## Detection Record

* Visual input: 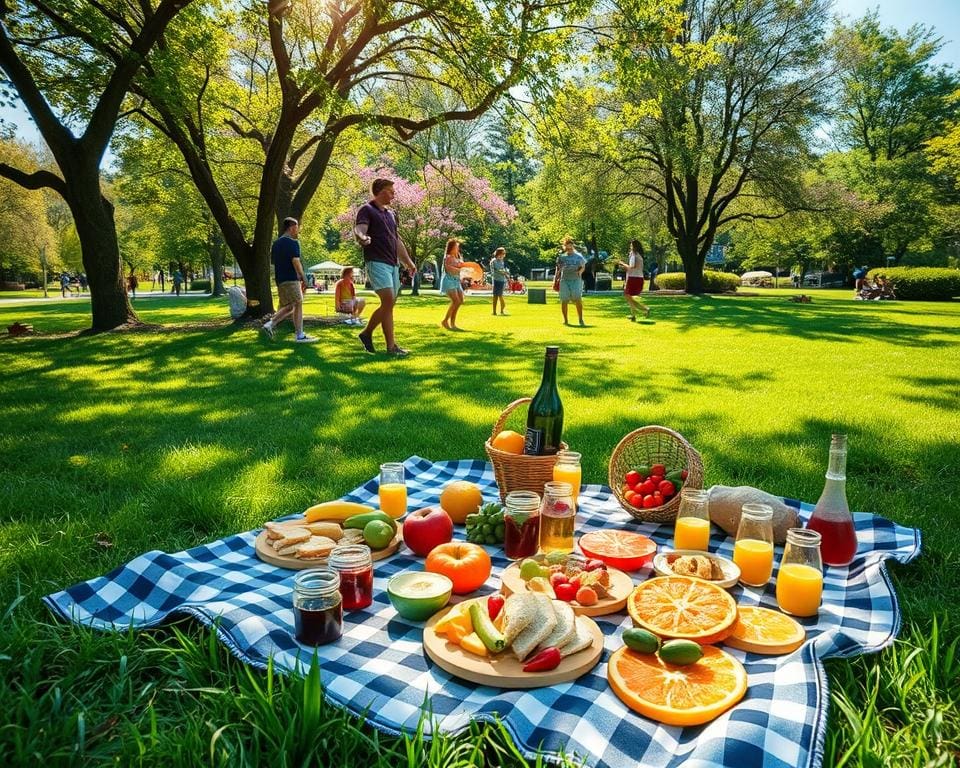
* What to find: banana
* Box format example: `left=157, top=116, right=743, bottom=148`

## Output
left=304, top=501, right=377, bottom=523
left=343, top=511, right=398, bottom=534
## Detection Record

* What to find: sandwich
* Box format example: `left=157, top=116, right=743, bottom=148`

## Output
left=511, top=594, right=558, bottom=661
left=271, top=526, right=311, bottom=551
left=537, top=600, right=577, bottom=653
left=501, top=593, right=539, bottom=646
left=296, top=535, right=338, bottom=560
left=558, top=615, right=594, bottom=658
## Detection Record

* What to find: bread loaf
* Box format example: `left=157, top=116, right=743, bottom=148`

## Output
left=707, top=485, right=799, bottom=544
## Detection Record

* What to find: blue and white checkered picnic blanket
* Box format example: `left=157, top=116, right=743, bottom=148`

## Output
left=45, top=456, right=920, bottom=768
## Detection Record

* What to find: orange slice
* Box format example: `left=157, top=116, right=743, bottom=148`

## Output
left=725, top=606, right=805, bottom=655
left=627, top=576, right=737, bottom=644
left=578, top=530, right=656, bottom=570
left=608, top=645, right=747, bottom=726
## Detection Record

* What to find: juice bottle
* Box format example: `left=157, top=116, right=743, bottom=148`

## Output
left=503, top=491, right=541, bottom=560
left=539, top=481, right=575, bottom=554
left=673, top=488, right=711, bottom=551
left=553, top=450, right=582, bottom=504
left=733, top=503, right=775, bottom=587
left=806, top=434, right=857, bottom=566
left=776, top=529, right=823, bottom=617
left=378, top=462, right=407, bottom=518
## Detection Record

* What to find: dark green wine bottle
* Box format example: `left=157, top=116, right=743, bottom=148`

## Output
left=524, top=346, right=563, bottom=455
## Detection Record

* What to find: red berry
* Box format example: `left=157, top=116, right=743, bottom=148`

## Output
left=659, top=480, right=676, bottom=496
left=549, top=571, right=568, bottom=589
left=554, top=582, right=578, bottom=602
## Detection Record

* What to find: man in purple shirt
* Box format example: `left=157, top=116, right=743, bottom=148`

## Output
left=353, top=178, right=416, bottom=356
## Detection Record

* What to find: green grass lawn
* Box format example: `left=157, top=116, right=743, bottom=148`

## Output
left=1, top=289, right=958, bottom=765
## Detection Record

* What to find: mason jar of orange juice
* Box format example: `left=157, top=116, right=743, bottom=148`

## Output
left=776, top=528, right=823, bottom=617
left=552, top=450, right=581, bottom=504
left=733, top=503, right=775, bottom=587
left=673, top=488, right=711, bottom=551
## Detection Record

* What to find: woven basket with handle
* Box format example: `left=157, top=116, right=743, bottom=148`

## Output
left=608, top=425, right=704, bottom=523
left=484, top=398, right=568, bottom=503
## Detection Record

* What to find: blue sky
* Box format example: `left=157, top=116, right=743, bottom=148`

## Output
left=2, top=0, right=958, bottom=151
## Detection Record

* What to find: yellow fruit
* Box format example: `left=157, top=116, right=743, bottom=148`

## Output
left=439, top=480, right=483, bottom=525
left=608, top=645, right=747, bottom=726
left=305, top=501, right=378, bottom=522
left=725, top=606, right=805, bottom=655
left=627, top=576, right=738, bottom=645
left=434, top=602, right=473, bottom=645
left=491, top=430, right=525, bottom=455
left=460, top=632, right=489, bottom=657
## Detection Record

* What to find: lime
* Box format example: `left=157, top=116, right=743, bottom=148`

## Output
left=363, top=520, right=395, bottom=550
left=519, top=558, right=545, bottom=581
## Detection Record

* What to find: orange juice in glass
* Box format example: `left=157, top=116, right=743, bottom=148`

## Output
left=378, top=462, right=407, bottom=518
left=733, top=504, right=774, bottom=586
left=673, top=488, right=710, bottom=551
left=553, top=451, right=581, bottom=504
left=776, top=528, right=823, bottom=617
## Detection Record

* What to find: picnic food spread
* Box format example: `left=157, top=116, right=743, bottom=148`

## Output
left=249, top=356, right=860, bottom=727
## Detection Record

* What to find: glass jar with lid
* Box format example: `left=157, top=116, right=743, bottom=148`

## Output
left=503, top=490, right=541, bottom=560
left=293, top=568, right=342, bottom=645
left=329, top=544, right=373, bottom=611
left=539, top=480, right=575, bottom=555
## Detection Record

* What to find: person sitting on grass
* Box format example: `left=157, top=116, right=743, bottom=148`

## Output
left=335, top=266, right=366, bottom=326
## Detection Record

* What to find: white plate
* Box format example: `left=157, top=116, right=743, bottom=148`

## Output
left=652, top=550, right=740, bottom=589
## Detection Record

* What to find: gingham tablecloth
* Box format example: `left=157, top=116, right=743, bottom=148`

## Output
left=45, top=456, right=921, bottom=768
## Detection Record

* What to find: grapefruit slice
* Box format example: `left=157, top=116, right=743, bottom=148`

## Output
left=627, top=576, right=737, bottom=644
left=578, top=530, right=656, bottom=570
left=608, top=645, right=747, bottom=726
left=724, top=606, right=805, bottom=655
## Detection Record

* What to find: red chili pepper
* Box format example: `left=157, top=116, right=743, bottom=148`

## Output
left=522, top=647, right=562, bottom=673
left=487, top=594, right=505, bottom=622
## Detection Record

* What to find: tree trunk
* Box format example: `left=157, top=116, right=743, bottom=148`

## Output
left=210, top=231, right=226, bottom=297
left=66, top=167, right=138, bottom=331
left=676, top=236, right=705, bottom=294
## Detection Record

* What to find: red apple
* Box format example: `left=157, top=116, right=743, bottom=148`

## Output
left=402, top=506, right=454, bottom=557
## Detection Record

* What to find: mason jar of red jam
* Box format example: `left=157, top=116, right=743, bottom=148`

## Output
left=293, top=568, right=342, bottom=645
left=329, top=544, right=374, bottom=611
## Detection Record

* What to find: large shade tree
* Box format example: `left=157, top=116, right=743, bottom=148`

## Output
left=0, top=0, right=193, bottom=331
left=128, top=0, right=583, bottom=317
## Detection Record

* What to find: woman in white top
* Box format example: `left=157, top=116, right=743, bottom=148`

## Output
left=618, top=240, right=651, bottom=321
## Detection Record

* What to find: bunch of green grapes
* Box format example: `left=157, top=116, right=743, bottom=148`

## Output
left=465, top=502, right=505, bottom=546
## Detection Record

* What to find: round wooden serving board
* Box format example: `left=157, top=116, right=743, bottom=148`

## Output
left=423, top=603, right=604, bottom=688
left=499, top=563, right=633, bottom=617
left=254, top=522, right=402, bottom=570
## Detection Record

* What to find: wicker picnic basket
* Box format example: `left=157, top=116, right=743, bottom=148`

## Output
left=485, top=398, right=568, bottom=503
left=608, top=425, right=704, bottom=524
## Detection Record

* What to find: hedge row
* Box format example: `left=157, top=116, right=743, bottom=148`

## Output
left=656, top=271, right=741, bottom=293
left=866, top=267, right=960, bottom=301
left=190, top=279, right=212, bottom=292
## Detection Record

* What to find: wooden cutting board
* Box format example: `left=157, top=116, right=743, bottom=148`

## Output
left=254, top=522, right=402, bottom=570
left=423, top=602, right=604, bottom=689
left=499, top=562, right=633, bottom=617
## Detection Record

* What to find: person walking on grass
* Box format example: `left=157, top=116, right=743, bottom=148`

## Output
left=353, top=178, right=417, bottom=356
left=618, top=239, right=650, bottom=322
left=556, top=236, right=587, bottom=326
left=260, top=217, right=317, bottom=343
left=128, top=267, right=138, bottom=299
left=440, top=238, right=466, bottom=330
left=490, top=246, right=509, bottom=315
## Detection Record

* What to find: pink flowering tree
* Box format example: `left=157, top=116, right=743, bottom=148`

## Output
left=336, top=163, right=517, bottom=273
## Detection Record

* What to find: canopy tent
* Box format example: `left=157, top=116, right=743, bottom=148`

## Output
left=741, top=270, right=773, bottom=286
left=306, top=260, right=347, bottom=276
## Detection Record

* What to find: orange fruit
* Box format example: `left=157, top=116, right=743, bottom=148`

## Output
left=608, top=645, right=747, bottom=726
left=491, top=430, right=525, bottom=455
left=578, top=530, right=657, bottom=570
left=425, top=542, right=492, bottom=594
left=439, top=480, right=483, bottom=524
left=627, top=576, right=737, bottom=644
left=725, top=606, right=805, bottom=655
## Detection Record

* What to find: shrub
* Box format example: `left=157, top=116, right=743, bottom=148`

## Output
left=656, top=271, right=740, bottom=293
left=190, top=279, right=212, bottom=293
left=866, top=267, right=960, bottom=301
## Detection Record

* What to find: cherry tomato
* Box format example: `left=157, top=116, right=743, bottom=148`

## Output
left=549, top=572, right=568, bottom=589
left=651, top=464, right=666, bottom=477
left=625, top=470, right=641, bottom=487
left=652, top=492, right=663, bottom=506
left=554, top=582, right=578, bottom=601
left=567, top=577, right=581, bottom=591
left=642, top=494, right=658, bottom=509
left=659, top=480, right=676, bottom=496
left=681, top=469, right=689, bottom=480
left=638, top=479, right=656, bottom=496
left=649, top=474, right=664, bottom=487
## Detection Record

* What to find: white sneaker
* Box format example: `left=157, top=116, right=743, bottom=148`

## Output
left=295, top=334, right=318, bottom=343
left=260, top=323, right=274, bottom=339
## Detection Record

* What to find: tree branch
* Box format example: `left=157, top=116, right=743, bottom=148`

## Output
left=0, top=162, right=67, bottom=196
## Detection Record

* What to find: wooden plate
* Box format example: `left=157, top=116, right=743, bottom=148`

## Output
left=423, top=601, right=604, bottom=688
left=254, top=521, right=402, bottom=570
left=499, top=563, right=633, bottom=617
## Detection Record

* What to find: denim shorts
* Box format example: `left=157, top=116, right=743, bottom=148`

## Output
left=367, top=261, right=399, bottom=295
left=492, top=279, right=506, bottom=297
left=440, top=274, right=462, bottom=293
left=559, top=278, right=583, bottom=302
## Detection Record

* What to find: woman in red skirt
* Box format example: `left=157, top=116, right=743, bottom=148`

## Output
left=618, top=239, right=650, bottom=321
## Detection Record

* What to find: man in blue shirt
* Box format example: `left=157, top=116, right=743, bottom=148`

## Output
left=261, top=217, right=317, bottom=342
left=353, top=178, right=416, bottom=356
left=556, top=237, right=587, bottom=326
